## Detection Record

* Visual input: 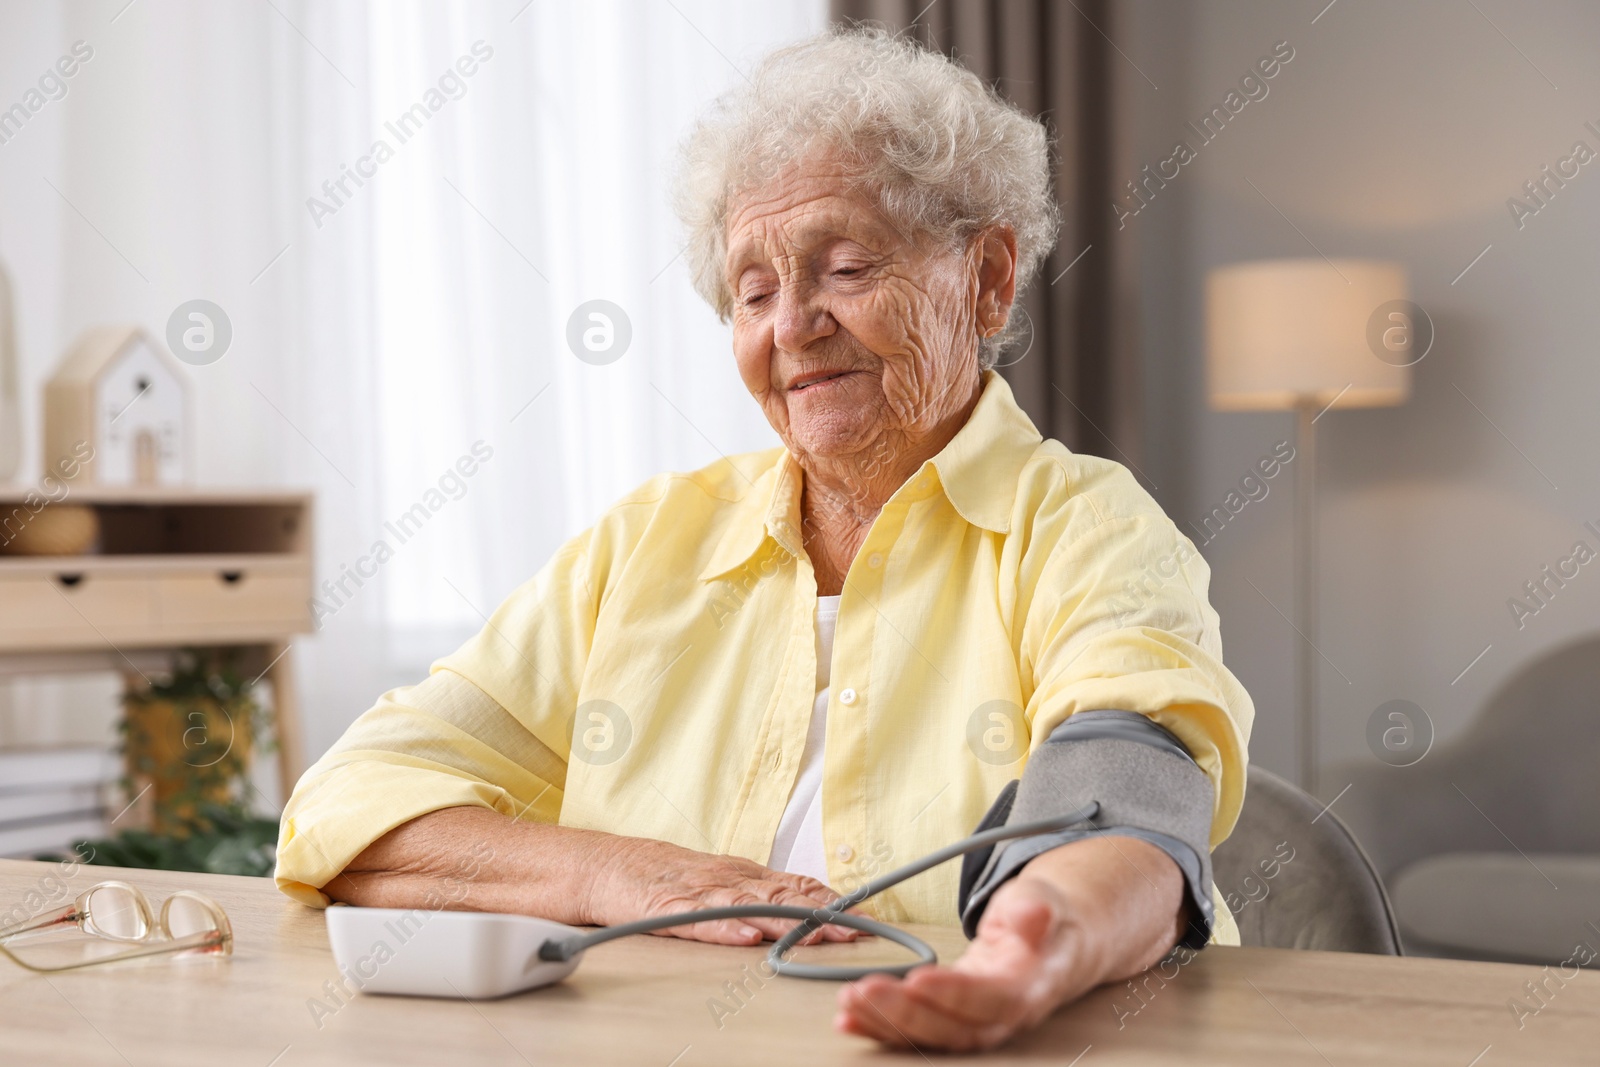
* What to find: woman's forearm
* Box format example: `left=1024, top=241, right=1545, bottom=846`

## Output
left=1017, top=834, right=1188, bottom=995
left=323, top=806, right=611, bottom=924
left=319, top=806, right=853, bottom=948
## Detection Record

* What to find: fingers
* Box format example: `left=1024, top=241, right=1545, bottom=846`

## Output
left=642, top=886, right=860, bottom=946
left=835, top=880, right=1087, bottom=1051
left=693, top=887, right=822, bottom=944
left=836, top=972, right=1019, bottom=1052
left=835, top=977, right=907, bottom=1045
left=643, top=909, right=795, bottom=946
left=763, top=885, right=860, bottom=942
left=694, top=873, right=864, bottom=943
left=625, top=848, right=869, bottom=945
left=654, top=914, right=839, bottom=948
left=648, top=918, right=765, bottom=945
left=899, top=962, right=1031, bottom=1025
left=647, top=913, right=826, bottom=947
left=759, top=867, right=843, bottom=904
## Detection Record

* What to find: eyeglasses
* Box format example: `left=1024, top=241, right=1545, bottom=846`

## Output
left=0, top=880, right=232, bottom=973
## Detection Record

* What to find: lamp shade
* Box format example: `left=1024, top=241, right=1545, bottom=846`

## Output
left=1206, top=258, right=1412, bottom=411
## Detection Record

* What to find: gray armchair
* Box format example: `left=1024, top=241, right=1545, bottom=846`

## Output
left=1212, top=765, right=1401, bottom=953
left=1331, top=635, right=1600, bottom=963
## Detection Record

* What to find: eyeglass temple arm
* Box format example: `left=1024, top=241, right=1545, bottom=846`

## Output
left=0, top=929, right=226, bottom=974
left=0, top=903, right=81, bottom=943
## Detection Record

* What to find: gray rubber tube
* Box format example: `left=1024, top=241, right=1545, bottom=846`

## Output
left=537, top=804, right=1098, bottom=981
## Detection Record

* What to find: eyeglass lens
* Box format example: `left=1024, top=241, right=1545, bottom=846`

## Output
left=82, top=885, right=150, bottom=941
left=164, top=895, right=221, bottom=941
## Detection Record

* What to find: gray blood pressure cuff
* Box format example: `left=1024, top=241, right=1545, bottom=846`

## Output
left=958, top=710, right=1216, bottom=949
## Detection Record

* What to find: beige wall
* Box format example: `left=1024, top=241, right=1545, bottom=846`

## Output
left=1122, top=0, right=1600, bottom=795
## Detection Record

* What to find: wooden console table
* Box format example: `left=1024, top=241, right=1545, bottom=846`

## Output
left=0, top=487, right=313, bottom=803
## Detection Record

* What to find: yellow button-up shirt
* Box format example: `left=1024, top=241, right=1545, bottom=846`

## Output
left=277, top=372, right=1253, bottom=942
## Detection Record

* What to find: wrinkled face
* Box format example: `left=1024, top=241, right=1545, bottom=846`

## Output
left=724, top=160, right=986, bottom=463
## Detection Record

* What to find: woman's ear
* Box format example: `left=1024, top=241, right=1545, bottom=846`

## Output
left=972, top=226, right=1019, bottom=337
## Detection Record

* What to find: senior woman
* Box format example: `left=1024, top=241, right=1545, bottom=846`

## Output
left=277, top=28, right=1252, bottom=1051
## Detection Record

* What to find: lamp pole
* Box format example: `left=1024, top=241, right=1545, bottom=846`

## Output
left=1294, top=399, right=1319, bottom=796
left=1205, top=259, right=1413, bottom=799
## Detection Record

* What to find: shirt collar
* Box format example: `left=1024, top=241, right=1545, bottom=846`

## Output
left=697, top=371, right=1042, bottom=582
left=924, top=370, right=1043, bottom=535
left=698, top=453, right=805, bottom=582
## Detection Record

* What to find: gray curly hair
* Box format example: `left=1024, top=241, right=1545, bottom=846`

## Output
left=673, top=26, right=1060, bottom=369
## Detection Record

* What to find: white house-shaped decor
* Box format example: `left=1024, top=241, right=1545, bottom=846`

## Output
left=45, top=326, right=190, bottom=485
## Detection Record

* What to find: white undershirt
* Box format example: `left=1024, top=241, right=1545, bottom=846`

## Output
left=766, top=595, right=840, bottom=886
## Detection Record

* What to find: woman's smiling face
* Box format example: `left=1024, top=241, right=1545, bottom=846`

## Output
left=723, top=159, right=991, bottom=466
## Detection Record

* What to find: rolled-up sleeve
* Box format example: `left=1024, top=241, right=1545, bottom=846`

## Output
left=1018, top=477, right=1254, bottom=851
left=275, top=530, right=598, bottom=907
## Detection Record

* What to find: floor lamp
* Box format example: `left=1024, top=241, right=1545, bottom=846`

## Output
left=1205, top=259, right=1413, bottom=795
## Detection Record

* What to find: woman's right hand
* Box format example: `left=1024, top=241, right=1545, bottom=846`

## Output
left=583, top=833, right=861, bottom=946
left=334, top=807, right=858, bottom=948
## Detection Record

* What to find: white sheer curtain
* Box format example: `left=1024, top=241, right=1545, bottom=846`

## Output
left=0, top=0, right=825, bottom=795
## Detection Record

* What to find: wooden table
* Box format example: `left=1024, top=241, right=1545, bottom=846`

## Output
left=1, top=859, right=1595, bottom=1065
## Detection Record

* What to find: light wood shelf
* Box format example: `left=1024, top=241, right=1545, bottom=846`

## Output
left=0, top=488, right=314, bottom=801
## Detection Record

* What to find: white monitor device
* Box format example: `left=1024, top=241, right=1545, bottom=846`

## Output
left=324, top=906, right=586, bottom=999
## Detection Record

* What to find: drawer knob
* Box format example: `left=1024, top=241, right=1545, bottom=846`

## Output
left=220, top=570, right=244, bottom=585
left=55, top=573, right=85, bottom=588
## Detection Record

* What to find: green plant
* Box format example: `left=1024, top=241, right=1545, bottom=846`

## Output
left=55, top=803, right=280, bottom=878
left=119, top=648, right=274, bottom=831
left=37, top=649, right=284, bottom=877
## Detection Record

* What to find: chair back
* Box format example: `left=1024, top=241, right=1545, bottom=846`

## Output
left=1212, top=765, right=1401, bottom=954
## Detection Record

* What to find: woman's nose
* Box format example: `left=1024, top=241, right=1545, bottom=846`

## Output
left=773, top=286, right=836, bottom=353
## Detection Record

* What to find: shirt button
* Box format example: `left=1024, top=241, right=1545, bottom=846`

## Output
left=836, top=844, right=855, bottom=863
left=867, top=552, right=883, bottom=568
left=838, top=687, right=857, bottom=706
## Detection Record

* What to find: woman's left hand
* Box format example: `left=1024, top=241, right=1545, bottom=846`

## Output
left=833, top=835, right=1186, bottom=1052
